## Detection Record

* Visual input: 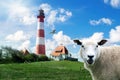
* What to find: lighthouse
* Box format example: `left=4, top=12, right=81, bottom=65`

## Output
left=36, top=9, right=45, bottom=55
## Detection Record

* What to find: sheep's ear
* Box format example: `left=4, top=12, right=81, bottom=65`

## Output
left=73, top=40, right=82, bottom=45
left=98, top=39, right=107, bottom=45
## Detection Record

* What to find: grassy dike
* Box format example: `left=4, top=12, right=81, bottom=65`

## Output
left=0, top=61, right=92, bottom=80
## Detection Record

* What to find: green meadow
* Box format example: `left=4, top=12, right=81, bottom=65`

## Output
left=0, top=61, right=92, bottom=80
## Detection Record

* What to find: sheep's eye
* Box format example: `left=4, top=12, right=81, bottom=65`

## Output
left=81, top=45, right=84, bottom=48
left=96, top=45, right=98, bottom=47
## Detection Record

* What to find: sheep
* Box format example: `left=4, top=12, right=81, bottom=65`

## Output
left=74, top=39, right=120, bottom=80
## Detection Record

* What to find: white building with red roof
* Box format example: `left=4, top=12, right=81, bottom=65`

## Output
left=50, top=45, right=68, bottom=61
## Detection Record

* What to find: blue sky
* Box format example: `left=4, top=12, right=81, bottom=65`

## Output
left=0, top=0, right=120, bottom=58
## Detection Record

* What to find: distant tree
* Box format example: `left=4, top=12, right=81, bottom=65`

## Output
left=38, top=55, right=49, bottom=61
left=1, top=46, right=25, bottom=63
left=0, top=46, right=51, bottom=64
left=11, top=49, right=25, bottom=63
left=30, top=53, right=39, bottom=61
left=1, top=46, right=12, bottom=59
left=0, top=49, right=2, bottom=60
left=24, top=54, right=34, bottom=62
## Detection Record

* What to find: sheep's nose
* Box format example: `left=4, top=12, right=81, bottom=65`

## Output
left=88, top=55, right=94, bottom=59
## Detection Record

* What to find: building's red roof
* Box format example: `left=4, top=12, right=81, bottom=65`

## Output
left=51, top=45, right=68, bottom=57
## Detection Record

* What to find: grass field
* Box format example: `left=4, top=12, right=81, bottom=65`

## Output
left=0, top=61, right=92, bottom=80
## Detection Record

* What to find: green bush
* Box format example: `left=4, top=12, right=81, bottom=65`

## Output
left=0, top=46, right=25, bottom=63
left=0, top=46, right=51, bottom=63
left=23, top=54, right=50, bottom=62
left=38, top=55, right=50, bottom=61
left=24, top=54, right=37, bottom=62
left=11, top=52, right=25, bottom=63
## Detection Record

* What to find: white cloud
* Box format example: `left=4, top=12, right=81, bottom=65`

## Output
left=57, top=11, right=72, bottom=22
left=18, top=40, right=30, bottom=50
left=39, top=3, right=72, bottom=29
left=0, top=2, right=72, bottom=28
left=46, top=10, right=58, bottom=27
left=104, top=0, right=120, bottom=8
left=20, top=15, right=36, bottom=25
left=66, top=11, right=72, bottom=16
left=5, top=30, right=32, bottom=50
left=46, top=39, right=57, bottom=50
left=59, top=8, right=65, bottom=13
left=6, top=1, right=36, bottom=25
left=39, top=3, right=52, bottom=14
left=109, top=26, right=120, bottom=43
left=111, top=0, right=120, bottom=8
left=90, top=18, right=112, bottom=26
left=90, top=32, right=104, bottom=41
left=57, top=15, right=66, bottom=22
left=90, top=20, right=100, bottom=26
left=81, top=32, right=104, bottom=42
left=5, top=30, right=30, bottom=42
left=104, top=0, right=109, bottom=3
left=53, top=31, right=73, bottom=45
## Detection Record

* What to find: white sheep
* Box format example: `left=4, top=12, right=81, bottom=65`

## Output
left=74, top=39, right=120, bottom=80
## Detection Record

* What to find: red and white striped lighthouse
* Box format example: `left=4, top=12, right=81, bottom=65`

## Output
left=36, top=9, right=45, bottom=55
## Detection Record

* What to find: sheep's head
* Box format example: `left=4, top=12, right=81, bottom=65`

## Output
left=74, top=39, right=107, bottom=65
